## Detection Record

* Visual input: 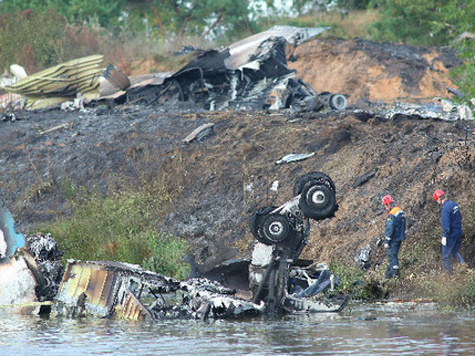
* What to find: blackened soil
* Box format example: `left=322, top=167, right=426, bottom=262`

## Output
left=1, top=103, right=474, bottom=282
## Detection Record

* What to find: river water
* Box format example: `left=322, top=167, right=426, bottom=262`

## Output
left=2, top=302, right=475, bottom=356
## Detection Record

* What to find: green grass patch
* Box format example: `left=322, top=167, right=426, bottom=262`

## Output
left=36, top=182, right=190, bottom=280
left=329, top=260, right=386, bottom=300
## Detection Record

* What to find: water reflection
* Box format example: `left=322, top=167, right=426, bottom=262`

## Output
left=1, top=304, right=475, bottom=355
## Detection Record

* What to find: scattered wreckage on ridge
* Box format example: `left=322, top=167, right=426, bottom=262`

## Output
left=1, top=26, right=348, bottom=113
left=0, top=172, right=346, bottom=320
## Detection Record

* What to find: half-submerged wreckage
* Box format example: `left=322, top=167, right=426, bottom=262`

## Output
left=1, top=26, right=347, bottom=112
left=0, top=172, right=345, bottom=320
left=248, top=171, right=342, bottom=314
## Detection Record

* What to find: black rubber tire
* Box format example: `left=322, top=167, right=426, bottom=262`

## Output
left=329, top=94, right=347, bottom=110
left=249, top=206, right=276, bottom=244
left=299, top=181, right=336, bottom=220
left=293, top=171, right=335, bottom=196
left=260, top=213, right=292, bottom=245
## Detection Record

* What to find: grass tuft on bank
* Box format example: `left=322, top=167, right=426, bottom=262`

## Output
left=36, top=180, right=190, bottom=280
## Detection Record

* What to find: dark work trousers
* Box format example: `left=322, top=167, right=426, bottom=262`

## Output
left=385, top=240, right=401, bottom=279
left=442, top=234, right=465, bottom=274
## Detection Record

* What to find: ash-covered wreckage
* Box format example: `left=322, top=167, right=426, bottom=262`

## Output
left=0, top=26, right=348, bottom=112
left=0, top=172, right=346, bottom=320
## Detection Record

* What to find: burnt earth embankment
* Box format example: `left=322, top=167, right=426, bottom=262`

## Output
left=289, top=37, right=462, bottom=106
left=1, top=104, right=474, bottom=279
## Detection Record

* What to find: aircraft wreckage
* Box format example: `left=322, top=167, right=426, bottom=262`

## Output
left=0, top=172, right=347, bottom=320
left=1, top=26, right=347, bottom=112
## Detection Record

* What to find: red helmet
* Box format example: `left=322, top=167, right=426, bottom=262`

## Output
left=382, top=195, right=393, bottom=205
left=433, top=190, right=445, bottom=201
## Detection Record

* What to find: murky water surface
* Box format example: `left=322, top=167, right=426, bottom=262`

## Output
left=1, top=302, right=475, bottom=355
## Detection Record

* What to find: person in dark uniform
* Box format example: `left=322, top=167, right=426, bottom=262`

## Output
left=382, top=195, right=406, bottom=279
left=433, top=190, right=466, bottom=274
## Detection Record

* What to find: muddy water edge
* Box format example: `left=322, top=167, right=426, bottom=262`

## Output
left=1, top=301, right=475, bottom=356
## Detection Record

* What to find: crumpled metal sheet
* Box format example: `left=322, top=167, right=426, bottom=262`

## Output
left=226, top=25, right=329, bottom=70
left=1, top=55, right=103, bottom=109
left=53, top=259, right=265, bottom=321
left=54, top=260, right=179, bottom=320
left=379, top=100, right=474, bottom=121
left=98, top=26, right=338, bottom=112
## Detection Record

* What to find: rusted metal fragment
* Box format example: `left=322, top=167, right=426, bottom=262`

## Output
left=103, top=64, right=130, bottom=90
left=352, top=170, right=377, bottom=188
left=54, top=260, right=173, bottom=320
left=0, top=301, right=52, bottom=315
left=54, top=259, right=266, bottom=321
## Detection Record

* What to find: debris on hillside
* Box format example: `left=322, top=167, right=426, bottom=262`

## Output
left=183, top=123, right=215, bottom=144
left=379, top=100, right=474, bottom=121
left=275, top=152, right=315, bottom=165
left=1, top=26, right=348, bottom=113
left=1, top=55, right=103, bottom=110
left=100, top=26, right=348, bottom=112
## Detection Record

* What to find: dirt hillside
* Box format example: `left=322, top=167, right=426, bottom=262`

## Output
left=0, top=37, right=474, bottom=295
left=289, top=37, right=462, bottom=106
left=1, top=106, right=474, bottom=279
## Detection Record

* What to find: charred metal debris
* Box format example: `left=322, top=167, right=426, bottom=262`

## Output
left=248, top=171, right=344, bottom=314
left=101, top=26, right=347, bottom=112
left=1, top=26, right=348, bottom=113
left=0, top=172, right=347, bottom=320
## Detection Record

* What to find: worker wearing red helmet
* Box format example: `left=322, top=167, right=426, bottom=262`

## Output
left=381, top=194, right=406, bottom=279
left=433, top=190, right=465, bottom=274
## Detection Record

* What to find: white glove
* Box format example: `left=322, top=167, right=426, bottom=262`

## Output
left=441, top=237, right=447, bottom=246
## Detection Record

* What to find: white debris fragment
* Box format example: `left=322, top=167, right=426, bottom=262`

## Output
left=0, top=256, right=39, bottom=306
left=251, top=242, right=274, bottom=267
left=275, top=152, right=315, bottom=165
left=183, top=123, right=215, bottom=144
left=0, top=230, right=6, bottom=259
left=270, top=180, right=279, bottom=191
left=457, top=104, right=473, bottom=121
left=381, top=100, right=474, bottom=121
left=10, top=64, right=28, bottom=80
